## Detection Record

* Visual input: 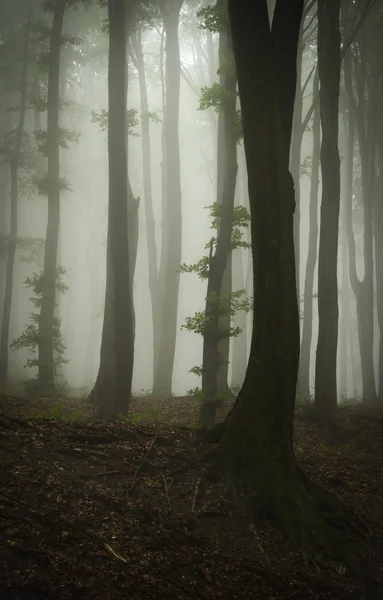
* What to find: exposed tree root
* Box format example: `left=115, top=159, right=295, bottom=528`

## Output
left=197, top=453, right=376, bottom=594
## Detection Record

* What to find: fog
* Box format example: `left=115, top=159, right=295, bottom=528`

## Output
left=0, top=0, right=371, bottom=401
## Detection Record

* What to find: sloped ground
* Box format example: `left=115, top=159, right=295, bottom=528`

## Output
left=0, top=394, right=383, bottom=599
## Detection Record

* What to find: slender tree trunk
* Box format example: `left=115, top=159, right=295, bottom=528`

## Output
left=343, top=42, right=378, bottom=404
left=198, top=2, right=238, bottom=428
left=37, top=0, right=65, bottom=395
left=215, top=1, right=238, bottom=402
left=314, top=0, right=341, bottom=425
left=130, top=29, right=160, bottom=390
left=89, top=0, right=135, bottom=417
left=153, top=0, right=184, bottom=398
left=231, top=247, right=247, bottom=389
left=290, top=22, right=304, bottom=305
left=298, top=69, right=320, bottom=402
left=0, top=28, right=30, bottom=389
left=375, top=90, right=383, bottom=401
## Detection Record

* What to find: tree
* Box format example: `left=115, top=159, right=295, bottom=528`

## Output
left=313, top=0, right=341, bottom=425
left=36, top=0, right=67, bottom=394
left=0, top=19, right=31, bottom=390
left=343, top=6, right=378, bottom=405
left=205, top=0, right=362, bottom=573
left=153, top=0, right=184, bottom=398
left=195, top=0, right=239, bottom=427
left=297, top=68, right=320, bottom=402
left=89, top=0, right=135, bottom=416
left=129, top=7, right=161, bottom=391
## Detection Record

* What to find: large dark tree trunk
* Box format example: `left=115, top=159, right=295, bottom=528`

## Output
left=37, top=0, right=66, bottom=395
left=375, top=87, right=383, bottom=401
left=89, top=0, right=135, bottom=417
left=313, top=0, right=342, bottom=425
left=298, top=69, right=320, bottom=402
left=130, top=28, right=160, bottom=391
left=0, top=26, right=29, bottom=390
left=205, top=0, right=365, bottom=571
left=153, top=0, right=183, bottom=398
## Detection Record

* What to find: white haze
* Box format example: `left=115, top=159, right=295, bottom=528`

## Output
left=4, top=8, right=369, bottom=399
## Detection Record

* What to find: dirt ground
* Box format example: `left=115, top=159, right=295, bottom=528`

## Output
left=0, top=393, right=383, bottom=599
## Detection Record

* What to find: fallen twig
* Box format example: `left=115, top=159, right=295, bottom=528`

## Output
left=104, top=543, right=128, bottom=563
left=130, top=435, right=158, bottom=491
left=160, top=472, right=172, bottom=512
left=250, top=522, right=270, bottom=563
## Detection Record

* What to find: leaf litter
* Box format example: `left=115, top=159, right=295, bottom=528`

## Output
left=0, top=394, right=382, bottom=599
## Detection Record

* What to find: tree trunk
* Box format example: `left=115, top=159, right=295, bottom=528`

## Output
left=153, top=0, right=183, bottom=398
left=130, top=28, right=160, bottom=391
left=210, top=0, right=363, bottom=571
left=37, top=0, right=65, bottom=395
left=89, top=0, right=135, bottom=417
left=231, top=246, right=247, bottom=390
left=375, top=94, right=383, bottom=401
left=290, top=21, right=304, bottom=305
left=198, top=2, right=238, bottom=429
left=314, top=0, right=341, bottom=425
left=0, top=27, right=29, bottom=390
left=343, top=40, right=378, bottom=405
left=298, top=69, right=320, bottom=403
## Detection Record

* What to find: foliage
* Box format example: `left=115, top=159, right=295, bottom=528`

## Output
left=50, top=404, right=83, bottom=421
left=10, top=266, right=69, bottom=377
left=199, top=83, right=242, bottom=141
left=182, top=289, right=252, bottom=338
left=0, top=236, right=45, bottom=267
left=186, top=386, right=227, bottom=409
left=118, top=408, right=161, bottom=424
left=197, top=4, right=227, bottom=33
left=91, top=108, right=140, bottom=137
left=300, top=155, right=312, bottom=177
left=32, top=174, right=72, bottom=196
left=34, top=127, right=81, bottom=157
left=180, top=204, right=251, bottom=279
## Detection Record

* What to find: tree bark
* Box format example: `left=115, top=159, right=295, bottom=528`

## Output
left=343, top=34, right=378, bottom=404
left=298, top=69, right=320, bottom=403
left=198, top=1, right=238, bottom=428
left=130, top=28, right=160, bottom=391
left=89, top=0, right=135, bottom=417
left=375, top=85, right=383, bottom=401
left=313, top=0, right=341, bottom=425
left=37, top=0, right=66, bottom=395
left=208, top=0, right=364, bottom=571
left=0, top=25, right=29, bottom=390
left=153, top=0, right=183, bottom=398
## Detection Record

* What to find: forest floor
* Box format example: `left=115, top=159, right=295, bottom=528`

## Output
left=0, top=394, right=383, bottom=600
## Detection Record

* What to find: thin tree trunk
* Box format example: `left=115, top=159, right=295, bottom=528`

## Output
left=130, top=29, right=160, bottom=390
left=37, top=0, right=66, bottom=394
left=314, top=0, right=341, bottom=425
left=153, top=0, right=183, bottom=398
left=0, top=26, right=29, bottom=390
left=290, top=21, right=304, bottom=305
left=198, top=1, right=238, bottom=428
left=374, top=79, right=383, bottom=401
left=343, top=41, right=378, bottom=404
left=298, top=69, right=320, bottom=402
left=230, top=245, right=247, bottom=390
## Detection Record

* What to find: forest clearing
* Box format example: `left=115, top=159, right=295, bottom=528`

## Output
left=1, top=394, right=383, bottom=599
